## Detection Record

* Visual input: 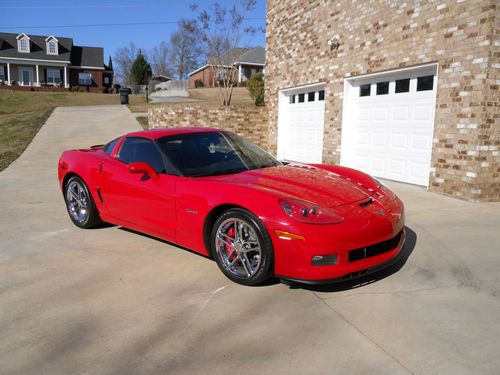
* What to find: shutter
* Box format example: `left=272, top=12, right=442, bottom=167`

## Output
left=43, top=69, right=47, bottom=84
left=60, top=69, right=63, bottom=85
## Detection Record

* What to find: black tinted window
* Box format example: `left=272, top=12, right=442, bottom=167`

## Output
left=298, top=93, right=305, bottom=103
left=289, top=95, right=295, bottom=104
left=102, top=137, right=120, bottom=155
left=376, top=81, right=389, bottom=95
left=395, top=78, right=410, bottom=93
left=308, top=92, right=315, bottom=102
left=360, top=84, right=371, bottom=97
left=417, top=75, right=434, bottom=91
left=318, top=90, right=325, bottom=100
left=117, top=137, right=166, bottom=173
left=156, top=132, right=280, bottom=177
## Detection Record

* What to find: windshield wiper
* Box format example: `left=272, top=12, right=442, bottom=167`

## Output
left=189, top=168, right=247, bottom=177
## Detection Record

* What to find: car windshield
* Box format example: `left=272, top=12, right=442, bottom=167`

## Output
left=156, top=131, right=282, bottom=177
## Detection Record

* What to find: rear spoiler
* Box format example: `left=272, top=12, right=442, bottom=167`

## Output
left=90, top=144, right=104, bottom=149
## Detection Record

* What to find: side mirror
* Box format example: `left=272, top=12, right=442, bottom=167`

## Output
left=128, top=162, right=159, bottom=181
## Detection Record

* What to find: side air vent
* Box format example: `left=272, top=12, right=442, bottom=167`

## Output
left=359, top=198, right=374, bottom=207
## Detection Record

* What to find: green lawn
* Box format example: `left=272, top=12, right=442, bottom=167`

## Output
left=0, top=91, right=146, bottom=171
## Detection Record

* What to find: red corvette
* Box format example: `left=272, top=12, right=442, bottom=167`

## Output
left=58, top=128, right=405, bottom=285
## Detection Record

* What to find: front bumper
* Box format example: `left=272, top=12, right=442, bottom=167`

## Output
left=267, top=194, right=405, bottom=283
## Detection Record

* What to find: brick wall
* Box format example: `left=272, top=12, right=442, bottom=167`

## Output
left=265, top=0, right=499, bottom=201
left=149, top=104, right=270, bottom=150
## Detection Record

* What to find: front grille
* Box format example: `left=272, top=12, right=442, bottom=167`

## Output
left=348, top=230, right=403, bottom=263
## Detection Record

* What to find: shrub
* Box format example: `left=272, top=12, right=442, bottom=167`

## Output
left=195, top=79, right=204, bottom=88
left=247, top=72, right=264, bottom=106
left=113, top=84, right=121, bottom=94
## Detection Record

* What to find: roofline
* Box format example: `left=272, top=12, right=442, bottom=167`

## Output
left=45, top=35, right=58, bottom=42
left=69, top=65, right=105, bottom=70
left=233, top=62, right=265, bottom=66
left=188, top=63, right=233, bottom=77
left=0, top=56, right=70, bottom=64
left=0, top=31, right=72, bottom=41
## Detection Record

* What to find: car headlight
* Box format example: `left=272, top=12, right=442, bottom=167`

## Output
left=279, top=199, right=344, bottom=224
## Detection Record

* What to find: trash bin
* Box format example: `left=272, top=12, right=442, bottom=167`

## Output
left=119, top=88, right=129, bottom=105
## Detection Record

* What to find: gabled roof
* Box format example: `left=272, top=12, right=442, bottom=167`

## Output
left=0, top=32, right=72, bottom=61
left=45, top=35, right=58, bottom=42
left=234, top=46, right=265, bottom=65
left=16, top=33, right=30, bottom=40
left=70, top=45, right=104, bottom=68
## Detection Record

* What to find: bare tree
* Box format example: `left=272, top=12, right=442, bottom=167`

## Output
left=149, top=41, right=173, bottom=77
left=191, top=0, right=260, bottom=106
left=169, top=19, right=201, bottom=80
left=114, top=42, right=138, bottom=85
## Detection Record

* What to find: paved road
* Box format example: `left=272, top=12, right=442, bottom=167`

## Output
left=0, top=105, right=499, bottom=374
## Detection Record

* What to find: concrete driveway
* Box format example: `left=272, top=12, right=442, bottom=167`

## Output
left=0, top=105, right=499, bottom=375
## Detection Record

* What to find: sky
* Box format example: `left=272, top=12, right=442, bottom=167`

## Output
left=0, top=0, right=267, bottom=62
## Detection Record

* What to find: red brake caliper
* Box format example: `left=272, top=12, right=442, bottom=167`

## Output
left=226, top=226, right=237, bottom=261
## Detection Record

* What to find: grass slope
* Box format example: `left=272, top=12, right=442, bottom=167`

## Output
left=0, top=91, right=146, bottom=171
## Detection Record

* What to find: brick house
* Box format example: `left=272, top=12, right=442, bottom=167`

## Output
left=188, top=46, right=265, bottom=89
left=0, top=32, right=113, bottom=92
left=265, top=0, right=498, bottom=202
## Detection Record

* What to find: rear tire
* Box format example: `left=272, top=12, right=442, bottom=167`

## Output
left=211, top=208, right=274, bottom=286
left=64, top=176, right=102, bottom=229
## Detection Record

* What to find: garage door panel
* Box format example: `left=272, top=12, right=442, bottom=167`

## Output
left=279, top=87, right=326, bottom=164
left=342, top=67, right=437, bottom=186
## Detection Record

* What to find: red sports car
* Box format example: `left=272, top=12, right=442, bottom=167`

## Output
left=58, top=128, right=405, bottom=286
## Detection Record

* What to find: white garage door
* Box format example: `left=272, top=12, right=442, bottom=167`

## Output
left=341, top=65, right=438, bottom=187
left=277, top=84, right=326, bottom=163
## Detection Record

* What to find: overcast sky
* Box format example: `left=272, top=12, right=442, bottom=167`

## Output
left=1, top=0, right=267, bottom=61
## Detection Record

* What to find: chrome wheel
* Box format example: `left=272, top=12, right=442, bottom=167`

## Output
left=66, top=180, right=89, bottom=224
left=215, top=218, right=262, bottom=279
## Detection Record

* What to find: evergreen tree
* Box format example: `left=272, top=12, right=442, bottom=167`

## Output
left=107, top=56, right=113, bottom=71
left=130, top=51, right=152, bottom=85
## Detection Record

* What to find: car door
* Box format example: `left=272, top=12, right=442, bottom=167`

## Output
left=98, top=136, right=177, bottom=240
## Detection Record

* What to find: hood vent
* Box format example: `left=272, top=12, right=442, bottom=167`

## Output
left=359, top=198, right=374, bottom=207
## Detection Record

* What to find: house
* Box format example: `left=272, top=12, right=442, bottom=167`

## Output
left=264, top=0, right=498, bottom=202
left=0, top=32, right=113, bottom=92
left=188, top=46, right=265, bottom=89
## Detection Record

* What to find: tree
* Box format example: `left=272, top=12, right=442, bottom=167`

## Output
left=107, top=56, right=113, bottom=71
left=247, top=72, right=264, bottom=106
left=114, top=42, right=138, bottom=85
left=169, top=19, right=201, bottom=80
left=191, top=0, right=261, bottom=106
left=130, top=51, right=152, bottom=85
left=149, top=41, right=173, bottom=77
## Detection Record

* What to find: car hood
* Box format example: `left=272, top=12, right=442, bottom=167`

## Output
left=208, top=164, right=373, bottom=208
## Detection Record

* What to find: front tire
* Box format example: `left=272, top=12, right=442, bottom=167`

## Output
left=211, top=208, right=274, bottom=286
left=64, top=176, right=102, bottom=229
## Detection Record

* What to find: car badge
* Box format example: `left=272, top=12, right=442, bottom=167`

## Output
left=374, top=210, right=385, bottom=216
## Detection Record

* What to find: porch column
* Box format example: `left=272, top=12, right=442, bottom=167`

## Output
left=6, top=63, right=10, bottom=85
left=35, top=64, right=40, bottom=86
left=64, top=65, right=68, bottom=88
left=238, top=64, right=242, bottom=85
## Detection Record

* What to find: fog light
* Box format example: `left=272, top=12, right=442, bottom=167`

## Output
left=312, top=254, right=338, bottom=266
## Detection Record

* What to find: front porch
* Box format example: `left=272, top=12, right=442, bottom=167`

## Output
left=0, top=59, right=69, bottom=89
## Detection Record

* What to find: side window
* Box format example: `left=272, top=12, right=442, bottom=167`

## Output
left=117, top=137, right=166, bottom=173
left=102, top=137, right=120, bottom=155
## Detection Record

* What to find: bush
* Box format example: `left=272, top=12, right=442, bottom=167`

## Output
left=113, top=84, right=121, bottom=94
left=195, top=79, right=204, bottom=88
left=247, top=72, right=264, bottom=106
left=102, top=87, right=109, bottom=94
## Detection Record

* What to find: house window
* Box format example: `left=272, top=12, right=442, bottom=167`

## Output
left=359, top=84, right=371, bottom=97
left=376, top=81, right=389, bottom=95
left=308, top=92, right=315, bottom=102
left=78, top=73, right=92, bottom=86
left=18, top=38, right=29, bottom=53
left=298, top=93, right=305, bottom=103
left=395, top=78, right=410, bottom=93
left=0, top=66, right=5, bottom=82
left=47, top=41, right=57, bottom=55
left=289, top=94, right=295, bottom=104
left=318, top=90, right=325, bottom=101
left=47, top=69, right=61, bottom=84
left=104, top=76, right=110, bottom=85
left=417, top=75, right=434, bottom=91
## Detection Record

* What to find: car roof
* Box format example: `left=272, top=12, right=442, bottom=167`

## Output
left=125, top=127, right=222, bottom=140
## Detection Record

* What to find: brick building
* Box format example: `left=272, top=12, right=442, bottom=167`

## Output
left=265, top=0, right=498, bottom=201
